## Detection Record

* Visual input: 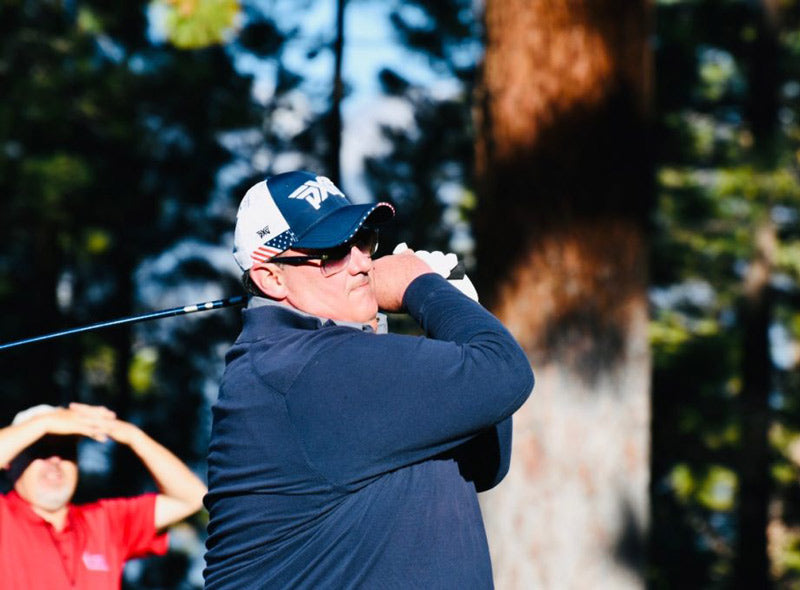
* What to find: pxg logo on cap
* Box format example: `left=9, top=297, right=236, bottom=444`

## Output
left=233, top=170, right=394, bottom=272
left=286, top=175, right=344, bottom=210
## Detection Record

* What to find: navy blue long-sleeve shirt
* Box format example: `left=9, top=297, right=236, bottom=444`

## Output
left=203, top=273, right=534, bottom=589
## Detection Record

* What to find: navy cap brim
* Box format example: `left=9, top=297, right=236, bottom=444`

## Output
left=293, top=202, right=395, bottom=250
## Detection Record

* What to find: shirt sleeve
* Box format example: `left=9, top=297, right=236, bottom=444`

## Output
left=439, top=417, right=513, bottom=492
left=282, top=273, right=534, bottom=487
left=98, top=494, right=169, bottom=559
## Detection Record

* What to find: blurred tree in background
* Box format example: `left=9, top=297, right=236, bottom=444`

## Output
left=473, top=1, right=651, bottom=588
left=650, top=1, right=800, bottom=588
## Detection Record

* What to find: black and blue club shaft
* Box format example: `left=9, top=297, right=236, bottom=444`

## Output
left=0, top=261, right=467, bottom=352
left=0, top=296, right=247, bottom=351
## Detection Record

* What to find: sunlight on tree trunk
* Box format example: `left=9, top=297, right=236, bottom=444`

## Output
left=474, top=1, right=652, bottom=588
left=737, top=223, right=776, bottom=588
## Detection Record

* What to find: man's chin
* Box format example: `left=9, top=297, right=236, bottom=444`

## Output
left=357, top=307, right=379, bottom=325
left=345, top=294, right=378, bottom=320
left=34, top=488, right=74, bottom=511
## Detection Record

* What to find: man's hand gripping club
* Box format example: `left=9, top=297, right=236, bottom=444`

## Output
left=393, top=243, right=479, bottom=302
left=371, top=244, right=479, bottom=314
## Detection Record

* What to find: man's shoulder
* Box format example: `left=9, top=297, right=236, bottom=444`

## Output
left=73, top=493, right=156, bottom=516
left=0, top=490, right=34, bottom=514
left=234, top=307, right=366, bottom=359
left=225, top=317, right=365, bottom=398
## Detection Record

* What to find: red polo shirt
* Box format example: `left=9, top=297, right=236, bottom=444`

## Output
left=0, top=490, right=168, bottom=589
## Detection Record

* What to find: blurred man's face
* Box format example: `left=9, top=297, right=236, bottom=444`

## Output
left=12, top=436, right=79, bottom=513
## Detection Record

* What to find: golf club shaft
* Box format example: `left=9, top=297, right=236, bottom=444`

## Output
left=0, top=296, right=247, bottom=351
left=0, top=262, right=469, bottom=351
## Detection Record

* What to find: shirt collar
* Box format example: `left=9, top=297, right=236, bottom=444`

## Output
left=6, top=490, right=74, bottom=530
left=246, top=296, right=388, bottom=334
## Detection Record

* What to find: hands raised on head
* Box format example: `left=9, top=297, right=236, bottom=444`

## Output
left=32, top=403, right=139, bottom=446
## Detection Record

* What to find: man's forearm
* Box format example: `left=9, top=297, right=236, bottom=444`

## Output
left=0, top=421, right=47, bottom=467
left=125, top=427, right=207, bottom=528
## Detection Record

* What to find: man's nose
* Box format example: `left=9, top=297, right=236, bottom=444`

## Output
left=39, top=456, right=61, bottom=466
left=348, top=244, right=373, bottom=273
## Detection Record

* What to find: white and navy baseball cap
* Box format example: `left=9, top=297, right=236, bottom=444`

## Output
left=233, top=171, right=395, bottom=272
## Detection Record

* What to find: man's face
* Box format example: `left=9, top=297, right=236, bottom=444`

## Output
left=12, top=437, right=78, bottom=513
left=279, top=243, right=379, bottom=328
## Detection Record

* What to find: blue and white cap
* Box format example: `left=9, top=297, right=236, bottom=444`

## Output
left=233, top=170, right=395, bottom=271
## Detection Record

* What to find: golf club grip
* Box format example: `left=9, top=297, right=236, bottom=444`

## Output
left=447, top=261, right=466, bottom=280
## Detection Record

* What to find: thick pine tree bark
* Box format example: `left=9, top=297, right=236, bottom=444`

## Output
left=474, top=1, right=652, bottom=588
left=736, top=2, right=780, bottom=587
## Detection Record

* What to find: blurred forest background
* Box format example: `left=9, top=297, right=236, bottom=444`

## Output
left=2, top=0, right=800, bottom=588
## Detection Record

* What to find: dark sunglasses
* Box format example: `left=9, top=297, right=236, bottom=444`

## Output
left=271, top=228, right=379, bottom=276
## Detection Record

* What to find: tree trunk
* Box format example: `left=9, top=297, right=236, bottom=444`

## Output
left=327, top=0, right=346, bottom=185
left=735, top=223, right=775, bottom=589
left=474, top=1, right=652, bottom=588
left=735, top=3, right=780, bottom=586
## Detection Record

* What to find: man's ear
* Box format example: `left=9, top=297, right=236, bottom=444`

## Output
left=250, top=264, right=288, bottom=300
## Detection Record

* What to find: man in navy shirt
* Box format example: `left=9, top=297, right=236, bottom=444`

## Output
left=204, top=170, right=534, bottom=589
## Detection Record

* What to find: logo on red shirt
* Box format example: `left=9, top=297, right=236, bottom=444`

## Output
left=82, top=551, right=110, bottom=572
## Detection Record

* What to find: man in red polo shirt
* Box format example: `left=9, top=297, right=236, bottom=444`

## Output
left=0, top=402, right=207, bottom=589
